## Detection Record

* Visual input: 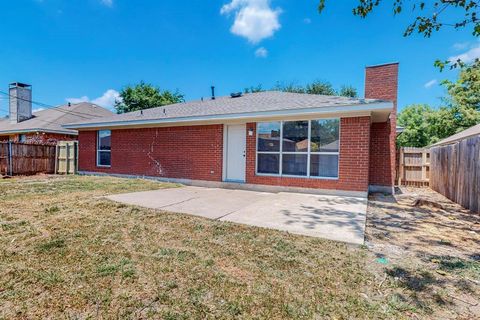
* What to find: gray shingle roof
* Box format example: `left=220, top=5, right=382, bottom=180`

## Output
left=430, top=123, right=480, bottom=147
left=64, top=91, right=391, bottom=128
left=0, top=102, right=114, bottom=135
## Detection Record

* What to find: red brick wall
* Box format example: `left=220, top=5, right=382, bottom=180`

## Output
left=365, top=63, right=398, bottom=187
left=246, top=116, right=371, bottom=192
left=78, top=125, right=224, bottom=181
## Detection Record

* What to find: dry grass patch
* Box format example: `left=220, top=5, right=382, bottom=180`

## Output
left=1, top=175, right=400, bottom=319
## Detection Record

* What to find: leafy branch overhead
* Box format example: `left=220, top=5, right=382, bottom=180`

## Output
left=318, top=0, right=480, bottom=37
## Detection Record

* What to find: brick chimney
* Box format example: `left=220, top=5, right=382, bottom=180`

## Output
left=365, top=62, right=399, bottom=193
left=365, top=62, right=398, bottom=109
left=9, top=82, right=32, bottom=124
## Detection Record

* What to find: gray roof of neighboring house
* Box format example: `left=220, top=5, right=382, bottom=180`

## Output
left=0, top=102, right=114, bottom=135
left=430, top=123, right=480, bottom=147
left=64, top=91, right=392, bottom=129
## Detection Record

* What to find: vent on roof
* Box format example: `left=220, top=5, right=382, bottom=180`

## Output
left=230, top=92, right=242, bottom=98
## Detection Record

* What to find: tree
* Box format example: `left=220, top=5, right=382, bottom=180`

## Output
left=339, top=85, right=358, bottom=98
left=114, top=82, right=184, bottom=114
left=397, top=59, right=480, bottom=147
left=273, top=81, right=306, bottom=93
left=318, top=0, right=480, bottom=38
left=397, top=104, right=434, bottom=147
left=440, top=61, right=480, bottom=110
left=305, top=80, right=336, bottom=95
left=244, top=84, right=265, bottom=93
left=273, top=81, right=358, bottom=97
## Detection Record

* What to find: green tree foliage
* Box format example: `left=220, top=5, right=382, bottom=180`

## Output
left=397, top=62, right=480, bottom=147
left=273, top=81, right=358, bottom=97
left=114, top=82, right=184, bottom=114
left=338, top=85, right=358, bottom=98
left=397, top=104, right=434, bottom=147
left=318, top=0, right=480, bottom=38
left=244, top=84, right=265, bottom=93
left=441, top=61, right=480, bottom=110
left=305, top=80, right=336, bottom=95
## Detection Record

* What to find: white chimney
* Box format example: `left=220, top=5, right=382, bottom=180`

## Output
left=9, top=82, right=32, bottom=124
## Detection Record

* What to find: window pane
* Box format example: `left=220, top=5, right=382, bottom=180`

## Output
left=98, top=130, right=111, bottom=151
left=98, top=151, right=111, bottom=166
left=311, top=119, right=339, bottom=152
left=282, top=121, right=308, bottom=152
left=282, top=154, right=307, bottom=176
left=310, top=154, right=339, bottom=178
left=257, top=154, right=280, bottom=174
left=257, top=122, right=281, bottom=152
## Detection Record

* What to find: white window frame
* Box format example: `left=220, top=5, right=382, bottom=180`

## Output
left=256, top=119, right=340, bottom=180
left=96, top=130, right=111, bottom=167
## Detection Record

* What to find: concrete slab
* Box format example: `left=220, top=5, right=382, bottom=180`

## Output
left=106, top=186, right=367, bottom=245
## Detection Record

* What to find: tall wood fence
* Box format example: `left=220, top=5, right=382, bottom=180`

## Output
left=430, top=135, right=480, bottom=213
left=396, top=147, right=430, bottom=187
left=0, top=141, right=78, bottom=176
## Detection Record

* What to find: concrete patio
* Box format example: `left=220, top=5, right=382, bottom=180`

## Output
left=106, top=186, right=368, bottom=245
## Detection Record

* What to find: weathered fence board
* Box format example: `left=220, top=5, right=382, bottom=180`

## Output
left=430, top=136, right=480, bottom=213
left=0, top=142, right=57, bottom=176
left=396, top=147, right=430, bottom=186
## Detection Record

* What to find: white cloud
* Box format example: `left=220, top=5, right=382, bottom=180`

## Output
left=453, top=42, right=469, bottom=51
left=424, top=79, right=437, bottom=89
left=66, top=89, right=120, bottom=110
left=92, top=89, right=121, bottom=108
left=449, top=44, right=480, bottom=63
left=67, top=96, right=90, bottom=104
left=100, top=0, right=113, bottom=7
left=221, top=0, right=281, bottom=44
left=255, top=47, right=268, bottom=58
left=33, top=107, right=45, bottom=113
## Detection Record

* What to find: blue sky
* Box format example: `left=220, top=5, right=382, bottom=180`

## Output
left=0, top=0, right=478, bottom=116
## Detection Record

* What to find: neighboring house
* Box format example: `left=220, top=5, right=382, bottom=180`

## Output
left=0, top=83, right=114, bottom=144
left=65, top=63, right=399, bottom=195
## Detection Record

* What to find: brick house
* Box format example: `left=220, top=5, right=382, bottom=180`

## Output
left=0, top=83, right=114, bottom=144
left=65, top=63, right=399, bottom=196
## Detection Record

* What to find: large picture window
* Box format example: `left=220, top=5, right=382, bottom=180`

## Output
left=97, top=130, right=111, bottom=167
left=256, top=119, right=339, bottom=178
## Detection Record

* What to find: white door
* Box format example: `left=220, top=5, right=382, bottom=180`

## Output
left=225, top=124, right=246, bottom=182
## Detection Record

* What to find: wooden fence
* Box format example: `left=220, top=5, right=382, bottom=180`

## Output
left=55, top=141, right=78, bottom=174
left=0, top=141, right=78, bottom=176
left=396, top=147, right=430, bottom=187
left=430, top=135, right=480, bottom=213
left=0, top=142, right=56, bottom=175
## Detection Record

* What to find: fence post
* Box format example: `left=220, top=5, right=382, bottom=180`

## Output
left=398, top=147, right=404, bottom=185
left=421, top=149, right=427, bottom=182
left=8, top=141, right=13, bottom=176
left=54, top=144, right=59, bottom=174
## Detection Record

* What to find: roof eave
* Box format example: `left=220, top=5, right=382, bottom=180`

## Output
left=0, top=128, right=78, bottom=135
left=63, top=102, right=393, bottom=130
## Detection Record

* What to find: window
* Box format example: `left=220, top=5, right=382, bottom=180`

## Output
left=19, top=134, right=27, bottom=143
left=97, top=130, right=111, bottom=167
left=256, top=119, right=339, bottom=179
left=257, top=122, right=281, bottom=174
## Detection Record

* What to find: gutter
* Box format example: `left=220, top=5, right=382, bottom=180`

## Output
left=63, top=102, right=393, bottom=130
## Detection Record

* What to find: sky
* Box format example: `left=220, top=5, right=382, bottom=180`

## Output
left=0, top=0, right=478, bottom=116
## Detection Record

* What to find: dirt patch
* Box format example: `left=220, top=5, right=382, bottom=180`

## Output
left=366, top=187, right=480, bottom=319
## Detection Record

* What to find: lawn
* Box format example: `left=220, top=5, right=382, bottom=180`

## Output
left=0, top=176, right=477, bottom=319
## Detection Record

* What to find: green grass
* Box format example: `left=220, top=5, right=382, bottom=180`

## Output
left=0, top=175, right=402, bottom=319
